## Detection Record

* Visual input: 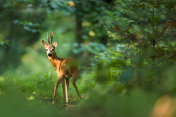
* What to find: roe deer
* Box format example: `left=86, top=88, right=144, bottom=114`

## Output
left=42, top=32, right=81, bottom=104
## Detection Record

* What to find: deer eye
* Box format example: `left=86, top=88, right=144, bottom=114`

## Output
left=52, top=49, right=54, bottom=51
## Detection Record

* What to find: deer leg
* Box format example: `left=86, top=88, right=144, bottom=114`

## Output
left=52, top=76, right=63, bottom=104
left=72, top=77, right=81, bottom=99
left=62, top=79, right=66, bottom=103
left=65, top=79, right=69, bottom=104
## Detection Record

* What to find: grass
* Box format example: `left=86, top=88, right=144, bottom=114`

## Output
left=0, top=63, right=159, bottom=117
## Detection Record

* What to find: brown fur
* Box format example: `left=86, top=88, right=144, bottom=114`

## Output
left=42, top=33, right=80, bottom=104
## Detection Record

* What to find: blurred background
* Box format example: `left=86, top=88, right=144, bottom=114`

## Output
left=0, top=0, right=176, bottom=117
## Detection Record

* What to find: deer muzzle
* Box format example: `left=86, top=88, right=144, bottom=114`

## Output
left=48, top=53, right=52, bottom=57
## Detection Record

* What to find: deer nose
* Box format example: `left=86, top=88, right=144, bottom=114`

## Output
left=48, top=53, right=52, bottom=57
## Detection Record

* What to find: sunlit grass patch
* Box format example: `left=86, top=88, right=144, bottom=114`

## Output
left=27, top=96, right=35, bottom=101
left=0, top=77, right=4, bottom=82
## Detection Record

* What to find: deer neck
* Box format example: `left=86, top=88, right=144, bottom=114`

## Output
left=48, top=52, right=63, bottom=69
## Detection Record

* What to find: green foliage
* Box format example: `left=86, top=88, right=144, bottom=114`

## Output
left=0, top=40, right=8, bottom=47
left=0, top=0, right=176, bottom=116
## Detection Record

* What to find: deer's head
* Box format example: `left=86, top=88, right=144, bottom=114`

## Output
left=42, top=32, right=58, bottom=57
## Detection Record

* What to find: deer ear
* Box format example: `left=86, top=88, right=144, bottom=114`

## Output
left=42, top=40, right=47, bottom=48
left=53, top=41, right=58, bottom=47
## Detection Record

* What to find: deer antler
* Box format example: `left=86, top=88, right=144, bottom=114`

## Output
left=50, top=32, right=53, bottom=44
left=47, top=32, right=50, bottom=44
